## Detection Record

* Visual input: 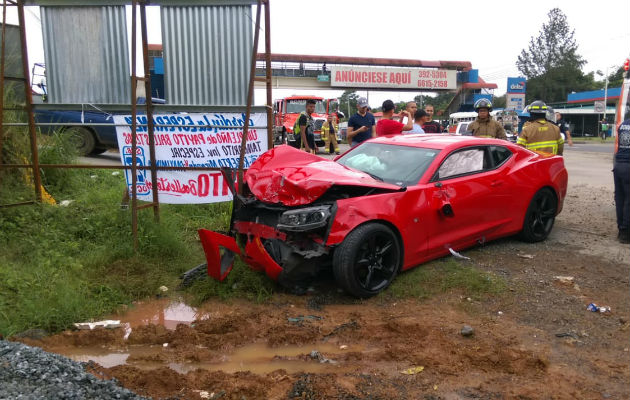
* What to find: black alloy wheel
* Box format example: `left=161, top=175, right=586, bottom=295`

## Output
left=519, top=188, right=557, bottom=242
left=333, top=223, right=401, bottom=298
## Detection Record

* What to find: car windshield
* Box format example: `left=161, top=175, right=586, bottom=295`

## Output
left=286, top=99, right=326, bottom=114
left=336, top=142, right=440, bottom=186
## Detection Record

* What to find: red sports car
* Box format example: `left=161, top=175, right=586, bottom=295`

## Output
left=199, top=135, right=568, bottom=297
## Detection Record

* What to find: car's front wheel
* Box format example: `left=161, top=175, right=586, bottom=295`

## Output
left=333, top=223, right=401, bottom=298
left=519, top=188, right=557, bottom=242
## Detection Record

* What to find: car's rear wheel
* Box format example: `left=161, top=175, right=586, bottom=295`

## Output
left=519, top=188, right=557, bottom=242
left=65, top=126, right=96, bottom=156
left=333, top=223, right=401, bottom=298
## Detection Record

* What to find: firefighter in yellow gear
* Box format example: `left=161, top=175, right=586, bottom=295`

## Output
left=517, top=100, right=564, bottom=155
left=320, top=114, right=340, bottom=154
left=467, top=98, right=507, bottom=139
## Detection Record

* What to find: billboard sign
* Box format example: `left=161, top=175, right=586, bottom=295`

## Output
left=331, top=66, right=457, bottom=90
left=506, top=93, right=526, bottom=111
left=507, top=77, right=527, bottom=93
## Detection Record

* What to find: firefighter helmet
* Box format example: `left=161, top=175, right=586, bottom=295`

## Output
left=474, top=98, right=493, bottom=112
left=527, top=100, right=548, bottom=117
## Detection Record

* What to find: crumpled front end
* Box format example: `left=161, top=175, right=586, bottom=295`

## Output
left=198, top=198, right=336, bottom=289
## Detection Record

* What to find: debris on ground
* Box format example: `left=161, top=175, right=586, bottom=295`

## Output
left=400, top=366, right=425, bottom=375
left=309, top=350, right=337, bottom=364
left=554, top=276, right=575, bottom=284
left=587, top=303, right=611, bottom=313
left=288, top=315, right=323, bottom=323
left=461, top=325, right=474, bottom=337
left=517, top=254, right=534, bottom=259
left=449, top=248, right=471, bottom=260
left=73, top=320, right=121, bottom=330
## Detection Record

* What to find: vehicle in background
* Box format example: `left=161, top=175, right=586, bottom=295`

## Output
left=272, top=95, right=342, bottom=147
left=447, top=111, right=477, bottom=133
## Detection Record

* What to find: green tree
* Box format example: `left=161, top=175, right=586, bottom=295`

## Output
left=493, top=94, right=506, bottom=109
left=339, top=90, right=359, bottom=120
left=516, top=8, right=594, bottom=103
left=415, top=92, right=455, bottom=116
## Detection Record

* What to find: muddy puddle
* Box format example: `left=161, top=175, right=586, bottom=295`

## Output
left=52, top=342, right=360, bottom=374
left=48, top=299, right=361, bottom=375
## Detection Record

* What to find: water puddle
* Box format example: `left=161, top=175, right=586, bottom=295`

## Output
left=54, top=342, right=362, bottom=374
left=114, top=299, right=206, bottom=330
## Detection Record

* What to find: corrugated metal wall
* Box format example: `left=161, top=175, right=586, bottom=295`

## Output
left=41, top=6, right=130, bottom=104
left=161, top=5, right=252, bottom=106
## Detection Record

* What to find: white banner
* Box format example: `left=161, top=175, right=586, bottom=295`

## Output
left=331, top=66, right=457, bottom=90
left=114, top=112, right=268, bottom=204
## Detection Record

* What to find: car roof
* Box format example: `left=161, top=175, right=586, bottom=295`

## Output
left=368, top=134, right=514, bottom=151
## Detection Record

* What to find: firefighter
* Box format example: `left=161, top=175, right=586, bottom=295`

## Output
left=320, top=113, right=340, bottom=154
left=517, top=100, right=564, bottom=155
left=467, top=99, right=507, bottom=139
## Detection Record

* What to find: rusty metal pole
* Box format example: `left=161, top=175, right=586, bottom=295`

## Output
left=264, top=0, right=273, bottom=151
left=0, top=0, right=7, bottom=170
left=140, top=0, right=159, bottom=221
left=237, top=0, right=262, bottom=194
left=17, top=0, right=42, bottom=202
left=130, top=0, right=139, bottom=251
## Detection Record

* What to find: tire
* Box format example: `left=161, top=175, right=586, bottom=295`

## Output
left=519, top=188, right=557, bottom=243
left=90, top=147, right=108, bottom=155
left=65, top=126, right=96, bottom=156
left=333, top=223, right=401, bottom=298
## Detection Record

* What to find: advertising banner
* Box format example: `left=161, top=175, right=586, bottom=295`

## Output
left=331, top=66, right=457, bottom=90
left=114, top=112, right=268, bottom=204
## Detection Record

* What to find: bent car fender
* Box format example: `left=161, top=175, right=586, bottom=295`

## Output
left=198, top=229, right=241, bottom=281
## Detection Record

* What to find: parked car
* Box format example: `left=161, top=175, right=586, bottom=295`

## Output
left=35, top=97, right=165, bottom=156
left=199, top=135, right=568, bottom=297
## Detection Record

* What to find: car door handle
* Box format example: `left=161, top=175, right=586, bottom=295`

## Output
left=490, top=180, right=503, bottom=187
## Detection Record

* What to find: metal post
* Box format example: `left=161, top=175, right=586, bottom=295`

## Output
left=264, top=0, right=272, bottom=151
left=237, top=0, right=262, bottom=194
left=0, top=0, right=7, bottom=169
left=603, top=67, right=609, bottom=121
left=17, top=0, right=42, bottom=202
left=140, top=0, right=159, bottom=221
left=130, top=0, right=139, bottom=251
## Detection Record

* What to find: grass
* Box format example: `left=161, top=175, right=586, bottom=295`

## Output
left=0, top=130, right=244, bottom=337
left=385, top=258, right=507, bottom=300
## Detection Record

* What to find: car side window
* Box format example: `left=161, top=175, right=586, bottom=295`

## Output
left=436, top=148, right=485, bottom=180
left=489, top=145, right=513, bottom=167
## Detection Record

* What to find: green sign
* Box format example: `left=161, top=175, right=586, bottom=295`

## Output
left=317, top=74, right=330, bottom=82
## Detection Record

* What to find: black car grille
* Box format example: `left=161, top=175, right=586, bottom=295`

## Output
left=313, top=119, right=324, bottom=131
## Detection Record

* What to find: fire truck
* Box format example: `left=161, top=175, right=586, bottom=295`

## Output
left=273, top=95, right=341, bottom=147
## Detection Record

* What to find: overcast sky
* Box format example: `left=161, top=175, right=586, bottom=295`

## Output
left=3, top=1, right=629, bottom=108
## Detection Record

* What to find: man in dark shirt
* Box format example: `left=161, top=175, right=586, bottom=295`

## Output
left=614, top=115, right=630, bottom=243
left=347, top=97, right=376, bottom=147
left=422, top=104, right=442, bottom=133
left=295, top=99, right=317, bottom=153
left=555, top=112, right=573, bottom=146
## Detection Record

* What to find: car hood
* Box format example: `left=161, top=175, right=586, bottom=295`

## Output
left=245, top=145, right=402, bottom=206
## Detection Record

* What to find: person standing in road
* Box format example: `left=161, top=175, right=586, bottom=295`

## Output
left=294, top=99, right=317, bottom=153
left=613, top=114, right=630, bottom=243
left=555, top=112, right=573, bottom=146
left=422, top=104, right=442, bottom=133
left=517, top=100, right=563, bottom=155
left=407, top=109, right=428, bottom=134
left=376, top=100, right=413, bottom=136
left=467, top=99, right=507, bottom=139
left=321, top=113, right=340, bottom=154
left=347, top=97, right=376, bottom=147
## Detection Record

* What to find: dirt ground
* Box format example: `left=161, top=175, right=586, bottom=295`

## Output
left=16, top=147, right=630, bottom=399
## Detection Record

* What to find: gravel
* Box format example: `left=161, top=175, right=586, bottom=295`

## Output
left=0, top=340, right=148, bottom=400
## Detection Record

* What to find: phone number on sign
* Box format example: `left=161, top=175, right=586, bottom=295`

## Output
left=417, top=79, right=449, bottom=89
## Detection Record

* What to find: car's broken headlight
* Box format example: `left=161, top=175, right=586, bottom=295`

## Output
left=277, top=205, right=332, bottom=231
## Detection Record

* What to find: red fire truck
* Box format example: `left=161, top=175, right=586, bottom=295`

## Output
left=273, top=95, right=341, bottom=147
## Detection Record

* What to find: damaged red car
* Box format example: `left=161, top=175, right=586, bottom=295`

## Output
left=199, top=135, right=568, bottom=298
